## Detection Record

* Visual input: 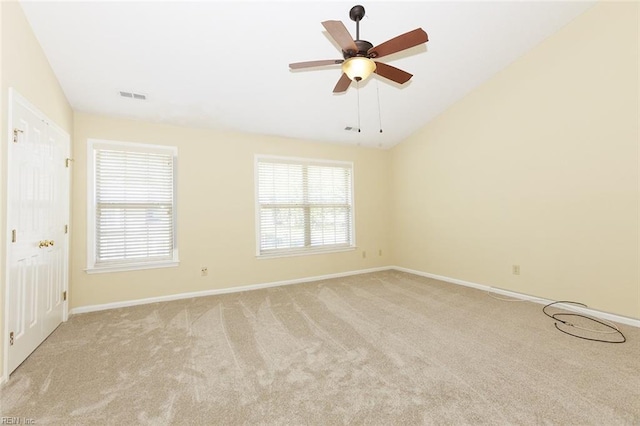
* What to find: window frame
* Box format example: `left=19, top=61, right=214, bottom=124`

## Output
left=254, top=154, right=356, bottom=258
left=86, top=138, right=179, bottom=274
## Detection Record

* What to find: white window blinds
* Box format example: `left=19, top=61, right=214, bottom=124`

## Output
left=91, top=142, right=177, bottom=268
left=256, top=157, right=354, bottom=256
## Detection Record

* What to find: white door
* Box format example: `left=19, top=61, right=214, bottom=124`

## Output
left=5, top=90, right=69, bottom=375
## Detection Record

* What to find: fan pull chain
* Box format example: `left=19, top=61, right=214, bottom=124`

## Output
left=376, top=79, right=383, bottom=133
left=357, top=80, right=361, bottom=132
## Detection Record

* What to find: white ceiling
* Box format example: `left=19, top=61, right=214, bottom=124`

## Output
left=20, top=1, right=595, bottom=149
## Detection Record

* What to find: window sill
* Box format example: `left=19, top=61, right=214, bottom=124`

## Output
left=257, top=246, right=356, bottom=260
left=85, top=260, right=180, bottom=274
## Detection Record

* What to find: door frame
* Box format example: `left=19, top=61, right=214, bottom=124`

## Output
left=3, top=87, right=70, bottom=380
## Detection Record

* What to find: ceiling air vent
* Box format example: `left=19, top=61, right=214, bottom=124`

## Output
left=119, top=91, right=146, bottom=100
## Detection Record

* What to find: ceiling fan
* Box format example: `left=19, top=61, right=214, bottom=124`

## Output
left=289, top=5, right=428, bottom=93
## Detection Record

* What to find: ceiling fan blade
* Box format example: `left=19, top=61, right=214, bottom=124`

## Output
left=374, top=62, right=413, bottom=84
left=333, top=73, right=352, bottom=93
left=368, top=28, right=428, bottom=58
left=322, top=20, right=358, bottom=53
left=289, top=59, right=344, bottom=70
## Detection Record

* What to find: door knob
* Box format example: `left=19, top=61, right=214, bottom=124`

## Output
left=38, top=241, right=47, bottom=248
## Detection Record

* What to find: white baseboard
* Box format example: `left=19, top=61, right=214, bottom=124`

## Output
left=392, top=266, right=640, bottom=328
left=70, top=266, right=392, bottom=315
left=69, top=265, right=639, bottom=328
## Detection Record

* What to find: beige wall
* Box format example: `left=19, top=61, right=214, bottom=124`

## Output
left=0, top=2, right=73, bottom=379
left=390, top=1, right=639, bottom=319
left=71, top=113, right=390, bottom=308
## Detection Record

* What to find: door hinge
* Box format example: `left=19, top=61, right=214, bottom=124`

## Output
left=9, top=331, right=14, bottom=346
left=64, top=224, right=69, bottom=234
left=13, top=128, right=23, bottom=143
left=11, top=229, right=17, bottom=243
left=63, top=291, right=67, bottom=301
left=65, top=158, right=74, bottom=168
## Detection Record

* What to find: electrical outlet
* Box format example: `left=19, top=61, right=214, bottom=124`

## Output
left=378, top=249, right=382, bottom=256
left=512, top=265, right=520, bottom=275
left=362, top=251, right=367, bottom=259
left=201, top=267, right=208, bottom=276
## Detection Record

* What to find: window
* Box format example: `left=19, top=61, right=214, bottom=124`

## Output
left=87, top=139, right=178, bottom=273
left=255, top=156, right=355, bottom=257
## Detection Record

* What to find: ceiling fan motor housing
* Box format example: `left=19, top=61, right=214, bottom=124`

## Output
left=343, top=39, right=374, bottom=59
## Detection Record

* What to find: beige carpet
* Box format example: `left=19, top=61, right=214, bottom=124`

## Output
left=1, top=270, right=639, bottom=425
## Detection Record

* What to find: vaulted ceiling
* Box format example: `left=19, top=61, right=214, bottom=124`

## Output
left=20, top=1, right=595, bottom=148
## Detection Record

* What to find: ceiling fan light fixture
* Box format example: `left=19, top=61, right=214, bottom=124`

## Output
left=342, top=57, right=376, bottom=82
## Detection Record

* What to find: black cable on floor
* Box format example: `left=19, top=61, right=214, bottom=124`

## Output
left=542, top=301, right=626, bottom=343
